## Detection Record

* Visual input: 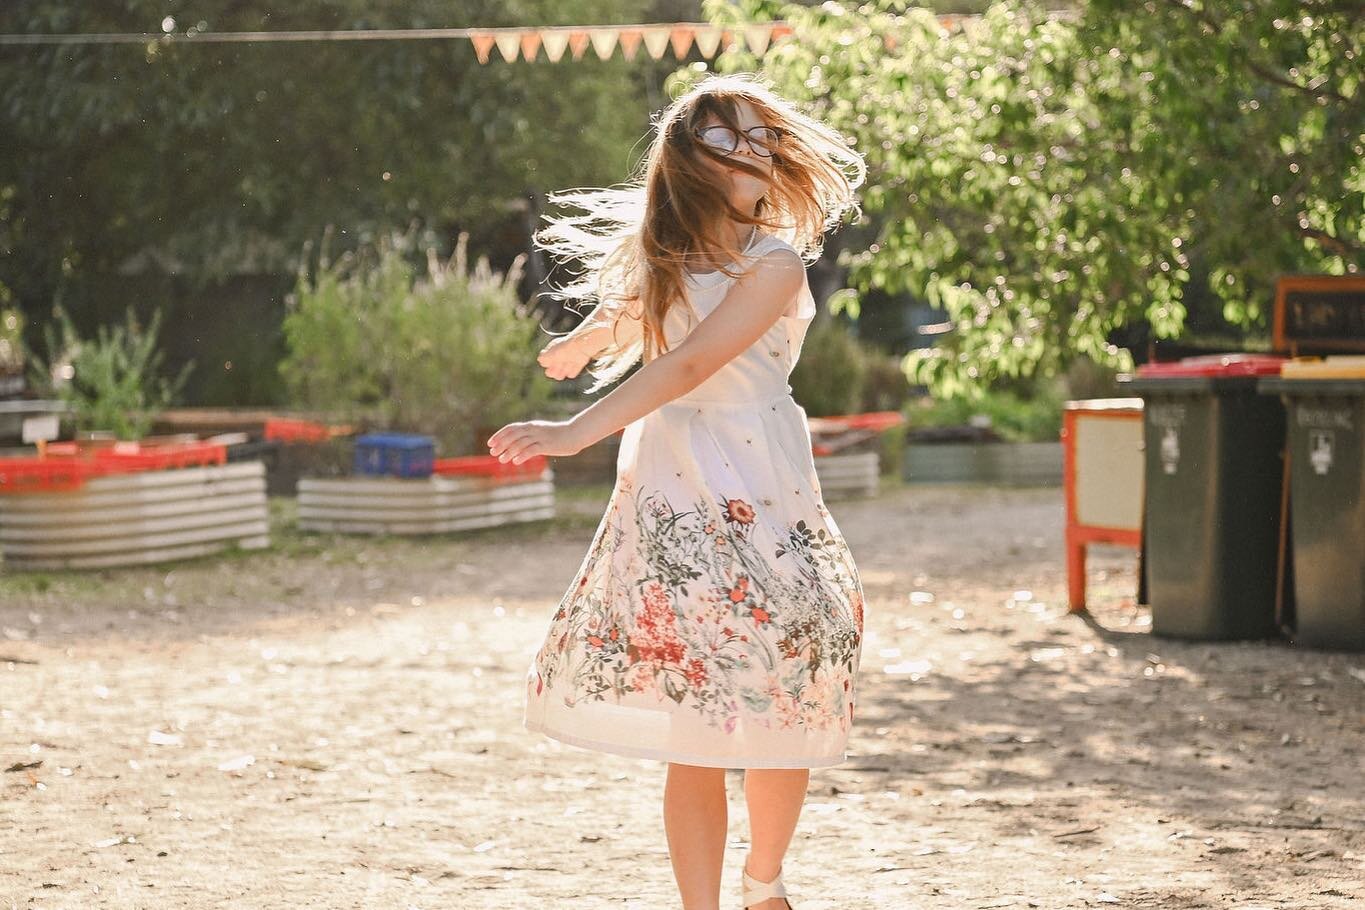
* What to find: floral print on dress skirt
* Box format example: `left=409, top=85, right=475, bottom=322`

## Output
left=530, top=473, right=864, bottom=736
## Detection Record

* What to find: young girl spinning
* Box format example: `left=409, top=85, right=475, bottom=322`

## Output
left=487, top=72, right=867, bottom=910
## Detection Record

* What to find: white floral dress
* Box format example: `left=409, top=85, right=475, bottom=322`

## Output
left=523, top=231, right=865, bottom=769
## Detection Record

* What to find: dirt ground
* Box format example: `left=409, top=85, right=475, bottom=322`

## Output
left=2, top=480, right=1362, bottom=909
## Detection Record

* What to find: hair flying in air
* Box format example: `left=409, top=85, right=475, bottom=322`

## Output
left=533, top=71, right=866, bottom=394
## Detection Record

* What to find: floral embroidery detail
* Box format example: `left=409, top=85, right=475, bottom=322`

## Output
left=532, top=482, right=863, bottom=733
left=727, top=576, right=750, bottom=603
left=724, top=497, right=757, bottom=527
left=632, top=580, right=687, bottom=667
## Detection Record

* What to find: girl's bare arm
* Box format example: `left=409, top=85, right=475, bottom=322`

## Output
left=536, top=299, right=646, bottom=381
left=567, top=250, right=804, bottom=447
left=562, top=299, right=644, bottom=356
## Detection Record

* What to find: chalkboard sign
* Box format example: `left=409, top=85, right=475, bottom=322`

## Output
left=1273, top=275, right=1365, bottom=353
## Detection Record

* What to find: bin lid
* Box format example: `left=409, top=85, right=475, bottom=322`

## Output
left=1279, top=355, right=1365, bottom=379
left=1063, top=397, right=1145, bottom=412
left=1134, top=352, right=1288, bottom=379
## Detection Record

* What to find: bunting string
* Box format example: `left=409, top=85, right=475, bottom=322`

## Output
left=0, top=17, right=973, bottom=59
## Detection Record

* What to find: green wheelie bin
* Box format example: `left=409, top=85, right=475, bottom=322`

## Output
left=1120, top=354, right=1289, bottom=640
left=1259, top=356, right=1365, bottom=652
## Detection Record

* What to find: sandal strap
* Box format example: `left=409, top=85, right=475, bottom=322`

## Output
left=742, top=867, right=788, bottom=903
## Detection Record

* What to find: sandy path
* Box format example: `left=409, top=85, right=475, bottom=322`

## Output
left=2, top=483, right=1362, bottom=909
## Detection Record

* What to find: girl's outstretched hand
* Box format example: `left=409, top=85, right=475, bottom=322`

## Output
left=486, top=418, right=589, bottom=464
left=537, top=334, right=593, bottom=381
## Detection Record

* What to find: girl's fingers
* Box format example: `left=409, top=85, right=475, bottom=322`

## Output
left=494, top=430, right=533, bottom=462
left=489, top=424, right=557, bottom=461
left=493, top=437, right=522, bottom=458
left=511, top=441, right=541, bottom=465
left=488, top=425, right=527, bottom=454
left=503, top=431, right=551, bottom=464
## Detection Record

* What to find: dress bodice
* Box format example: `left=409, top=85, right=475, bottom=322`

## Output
left=662, top=232, right=817, bottom=406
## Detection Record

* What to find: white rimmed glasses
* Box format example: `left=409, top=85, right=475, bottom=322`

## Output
left=694, top=124, right=785, bottom=158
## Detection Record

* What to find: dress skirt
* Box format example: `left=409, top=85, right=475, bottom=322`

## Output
left=523, top=388, right=865, bottom=769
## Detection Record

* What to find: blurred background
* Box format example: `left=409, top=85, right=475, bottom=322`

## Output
left=0, top=0, right=1359, bottom=455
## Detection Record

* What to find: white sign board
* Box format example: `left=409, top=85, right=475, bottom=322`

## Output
left=22, top=414, right=60, bottom=444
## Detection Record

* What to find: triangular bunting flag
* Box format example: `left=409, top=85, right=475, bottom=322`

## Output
left=494, top=31, right=521, bottom=63
left=669, top=25, right=694, bottom=59
left=618, top=28, right=642, bottom=61
left=642, top=26, right=671, bottom=60
left=469, top=31, right=496, bottom=64
left=744, top=23, right=773, bottom=56
left=467, top=20, right=799, bottom=65
left=520, top=30, right=542, bottom=62
left=588, top=28, right=618, bottom=60
left=693, top=25, right=722, bottom=58
left=568, top=31, right=590, bottom=60
left=540, top=30, right=570, bottom=62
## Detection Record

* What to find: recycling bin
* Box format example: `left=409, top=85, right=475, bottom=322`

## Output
left=1120, top=354, right=1289, bottom=640
left=1259, top=356, right=1365, bottom=651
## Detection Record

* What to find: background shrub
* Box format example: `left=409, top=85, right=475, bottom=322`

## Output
left=790, top=319, right=871, bottom=417
left=280, top=227, right=553, bottom=456
left=906, top=378, right=1067, bottom=444
left=25, top=305, right=191, bottom=440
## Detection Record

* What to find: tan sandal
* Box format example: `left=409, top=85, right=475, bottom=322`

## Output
left=742, top=860, right=793, bottom=909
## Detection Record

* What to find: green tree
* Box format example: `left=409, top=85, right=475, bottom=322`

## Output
left=697, top=0, right=1363, bottom=396
left=0, top=0, right=656, bottom=399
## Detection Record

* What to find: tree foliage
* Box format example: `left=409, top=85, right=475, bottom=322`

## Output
left=0, top=0, right=653, bottom=354
left=701, top=0, right=1363, bottom=396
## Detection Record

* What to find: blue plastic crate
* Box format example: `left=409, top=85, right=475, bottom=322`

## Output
left=353, top=433, right=435, bottom=478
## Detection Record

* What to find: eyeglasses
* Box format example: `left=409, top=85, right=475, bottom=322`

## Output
left=694, top=124, right=785, bottom=158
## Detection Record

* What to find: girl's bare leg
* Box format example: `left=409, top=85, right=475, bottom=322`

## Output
left=741, top=768, right=810, bottom=910
left=664, top=762, right=729, bottom=910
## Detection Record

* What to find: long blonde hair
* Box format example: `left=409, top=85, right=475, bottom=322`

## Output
left=534, top=72, right=865, bottom=393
